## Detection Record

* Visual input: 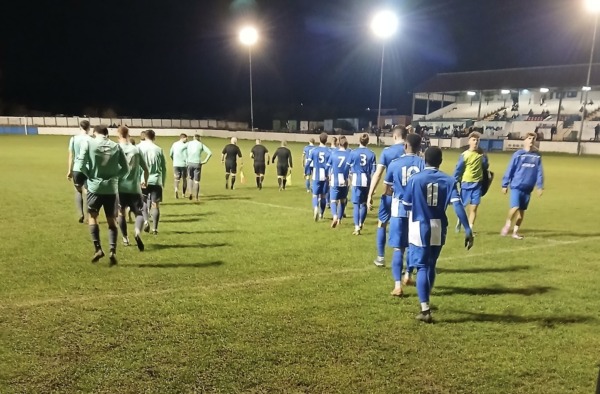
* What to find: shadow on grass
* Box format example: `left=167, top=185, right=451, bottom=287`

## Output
left=171, top=230, right=236, bottom=235
left=162, top=212, right=215, bottom=218
left=435, top=285, right=554, bottom=296
left=160, top=217, right=209, bottom=223
left=437, top=265, right=531, bottom=274
left=132, top=261, right=225, bottom=269
left=442, top=310, right=595, bottom=327
left=151, top=242, right=230, bottom=250
left=202, top=194, right=251, bottom=201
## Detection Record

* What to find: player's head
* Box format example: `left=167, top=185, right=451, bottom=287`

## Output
left=256, top=139, right=261, bottom=145
left=359, top=133, right=370, bottom=147
left=281, top=140, right=287, bottom=147
left=309, top=138, right=315, bottom=145
left=391, top=125, right=408, bottom=142
left=524, top=132, right=537, bottom=150
left=79, top=120, right=90, bottom=132
left=424, top=146, right=443, bottom=168
left=319, top=132, right=328, bottom=145
left=331, top=136, right=338, bottom=147
left=194, top=134, right=201, bottom=141
left=146, top=129, right=156, bottom=141
left=404, top=133, right=422, bottom=154
left=117, top=125, right=130, bottom=139
left=180, top=133, right=188, bottom=142
left=140, top=130, right=147, bottom=141
left=468, top=131, right=481, bottom=150
left=339, top=136, right=348, bottom=149
left=93, top=125, right=109, bottom=137
left=129, top=137, right=136, bottom=145
left=231, top=137, right=238, bottom=145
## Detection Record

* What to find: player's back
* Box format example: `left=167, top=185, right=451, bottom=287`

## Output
left=252, top=145, right=268, bottom=163
left=70, top=134, right=92, bottom=171
left=274, top=147, right=292, bottom=166
left=379, top=143, right=405, bottom=168
left=349, top=147, right=376, bottom=187
left=388, top=154, right=425, bottom=200
left=119, top=143, right=145, bottom=194
left=83, top=136, right=124, bottom=193
left=328, top=149, right=351, bottom=187
left=309, top=146, right=330, bottom=181
left=170, top=141, right=187, bottom=166
left=223, top=144, right=241, bottom=162
left=186, top=140, right=203, bottom=164
left=139, top=141, right=166, bottom=185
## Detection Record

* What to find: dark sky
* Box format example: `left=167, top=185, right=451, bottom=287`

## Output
left=0, top=0, right=596, bottom=125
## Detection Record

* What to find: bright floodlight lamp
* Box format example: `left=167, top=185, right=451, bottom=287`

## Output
left=239, top=26, right=258, bottom=46
left=540, top=87, right=549, bottom=93
left=501, top=89, right=510, bottom=94
left=585, top=0, right=600, bottom=13
left=583, top=86, right=592, bottom=91
left=467, top=91, right=476, bottom=96
left=371, top=10, right=399, bottom=38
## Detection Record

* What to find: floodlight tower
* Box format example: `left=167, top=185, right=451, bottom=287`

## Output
left=239, top=26, right=258, bottom=131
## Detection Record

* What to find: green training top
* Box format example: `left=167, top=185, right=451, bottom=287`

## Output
left=76, top=135, right=128, bottom=195
left=139, top=141, right=167, bottom=187
left=186, top=140, right=212, bottom=164
left=69, top=133, right=92, bottom=172
left=118, top=142, right=148, bottom=194
left=170, top=140, right=188, bottom=167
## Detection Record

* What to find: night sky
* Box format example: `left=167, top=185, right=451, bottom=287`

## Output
left=0, top=0, right=596, bottom=126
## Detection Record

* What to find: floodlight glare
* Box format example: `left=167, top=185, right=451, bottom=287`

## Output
left=583, top=86, right=592, bottom=91
left=501, top=89, right=510, bottom=94
left=467, top=91, right=476, bottom=96
left=585, top=0, right=600, bottom=13
left=239, top=26, right=258, bottom=46
left=371, top=10, right=399, bottom=38
left=522, top=89, right=530, bottom=94
left=540, top=87, right=549, bottom=93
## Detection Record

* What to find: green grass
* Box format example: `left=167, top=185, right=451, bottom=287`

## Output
left=1, top=135, right=599, bottom=393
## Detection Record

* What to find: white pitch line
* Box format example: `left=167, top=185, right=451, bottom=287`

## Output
left=241, top=199, right=307, bottom=212
left=2, top=236, right=598, bottom=310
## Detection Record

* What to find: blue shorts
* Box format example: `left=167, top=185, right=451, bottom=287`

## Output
left=409, top=245, right=443, bottom=269
left=352, top=186, right=369, bottom=204
left=312, top=180, right=327, bottom=196
left=378, top=195, right=392, bottom=223
left=461, top=184, right=482, bottom=205
left=510, top=189, right=531, bottom=210
left=330, top=186, right=348, bottom=201
left=388, top=216, right=409, bottom=249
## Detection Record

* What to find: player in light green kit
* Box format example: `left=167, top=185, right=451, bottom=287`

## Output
left=66, top=120, right=92, bottom=223
left=186, top=134, right=212, bottom=201
left=76, top=125, right=128, bottom=265
left=170, top=134, right=188, bottom=199
left=116, top=126, right=149, bottom=250
left=138, top=129, right=167, bottom=235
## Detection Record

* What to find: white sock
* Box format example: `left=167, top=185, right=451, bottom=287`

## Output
left=420, top=302, right=430, bottom=312
left=395, top=281, right=401, bottom=289
left=513, top=225, right=520, bottom=234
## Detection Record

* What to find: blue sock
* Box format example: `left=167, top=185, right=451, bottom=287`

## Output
left=320, top=197, right=326, bottom=215
left=406, top=247, right=414, bottom=274
left=376, top=226, right=386, bottom=257
left=330, top=201, right=338, bottom=218
left=305, top=179, right=310, bottom=190
left=353, top=204, right=360, bottom=226
left=359, top=204, right=367, bottom=225
left=391, top=249, right=404, bottom=281
left=312, top=196, right=318, bottom=209
left=416, top=266, right=430, bottom=303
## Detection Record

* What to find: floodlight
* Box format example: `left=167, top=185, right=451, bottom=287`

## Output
left=467, top=91, right=476, bottom=96
left=585, top=0, right=600, bottom=13
left=239, top=26, right=258, bottom=46
left=583, top=86, right=592, bottom=91
left=371, top=10, right=399, bottom=39
left=501, top=89, right=510, bottom=94
left=540, top=87, right=549, bottom=93
left=522, top=89, right=530, bottom=94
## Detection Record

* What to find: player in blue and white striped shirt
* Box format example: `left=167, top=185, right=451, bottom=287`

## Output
left=304, top=133, right=331, bottom=221
left=402, top=147, right=474, bottom=323
left=326, top=136, right=351, bottom=228
left=348, top=133, right=376, bottom=235
left=302, top=138, right=315, bottom=193
left=383, top=134, right=425, bottom=296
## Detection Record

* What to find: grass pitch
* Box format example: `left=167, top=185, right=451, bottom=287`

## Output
left=1, top=135, right=599, bottom=393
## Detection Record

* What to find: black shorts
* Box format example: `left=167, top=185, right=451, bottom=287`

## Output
left=87, top=192, right=117, bottom=217
left=225, top=161, right=237, bottom=174
left=143, top=185, right=163, bottom=203
left=118, top=193, right=143, bottom=215
left=188, top=164, right=202, bottom=182
left=72, top=171, right=87, bottom=188
left=254, top=163, right=266, bottom=175
left=277, top=165, right=289, bottom=177
left=174, top=167, right=187, bottom=180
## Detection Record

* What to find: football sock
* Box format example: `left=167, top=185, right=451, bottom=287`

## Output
left=359, top=204, right=367, bottom=225
left=278, top=178, right=282, bottom=188
left=187, top=180, right=193, bottom=196
left=260, top=175, right=264, bottom=188
left=282, top=179, right=287, bottom=189
left=89, top=224, right=101, bottom=251
left=376, top=226, right=386, bottom=258
left=182, top=179, right=187, bottom=194
left=513, top=225, right=520, bottom=234
left=416, top=266, right=430, bottom=303
left=141, top=201, right=149, bottom=222
left=312, top=196, right=318, bottom=209
left=193, top=183, right=199, bottom=199
left=108, top=225, right=118, bottom=251
left=341, top=200, right=347, bottom=217
left=231, top=176, right=236, bottom=188
left=174, top=180, right=180, bottom=194
left=337, top=201, right=344, bottom=219
left=256, top=176, right=260, bottom=187
left=420, top=302, right=430, bottom=312
left=392, top=249, right=404, bottom=281
left=319, top=197, right=326, bottom=215
left=330, top=201, right=338, bottom=219
left=395, top=281, right=402, bottom=289
left=117, top=215, right=127, bottom=238
left=151, top=208, right=160, bottom=231
left=305, top=178, right=310, bottom=190
left=75, top=191, right=84, bottom=217
left=353, top=205, right=360, bottom=226
left=134, top=215, right=144, bottom=236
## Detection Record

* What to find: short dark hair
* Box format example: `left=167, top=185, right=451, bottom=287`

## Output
left=309, top=138, right=315, bottom=144
left=180, top=133, right=187, bottom=139
left=146, top=129, right=156, bottom=140
left=359, top=133, right=369, bottom=146
left=94, top=125, right=109, bottom=136
left=424, top=146, right=443, bottom=168
left=339, top=136, right=348, bottom=149
left=80, top=120, right=90, bottom=131
left=129, top=137, right=136, bottom=145
left=194, top=134, right=201, bottom=141
left=392, top=125, right=408, bottom=140
left=118, top=125, right=129, bottom=138
left=406, top=133, right=421, bottom=153
left=319, top=132, right=328, bottom=144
